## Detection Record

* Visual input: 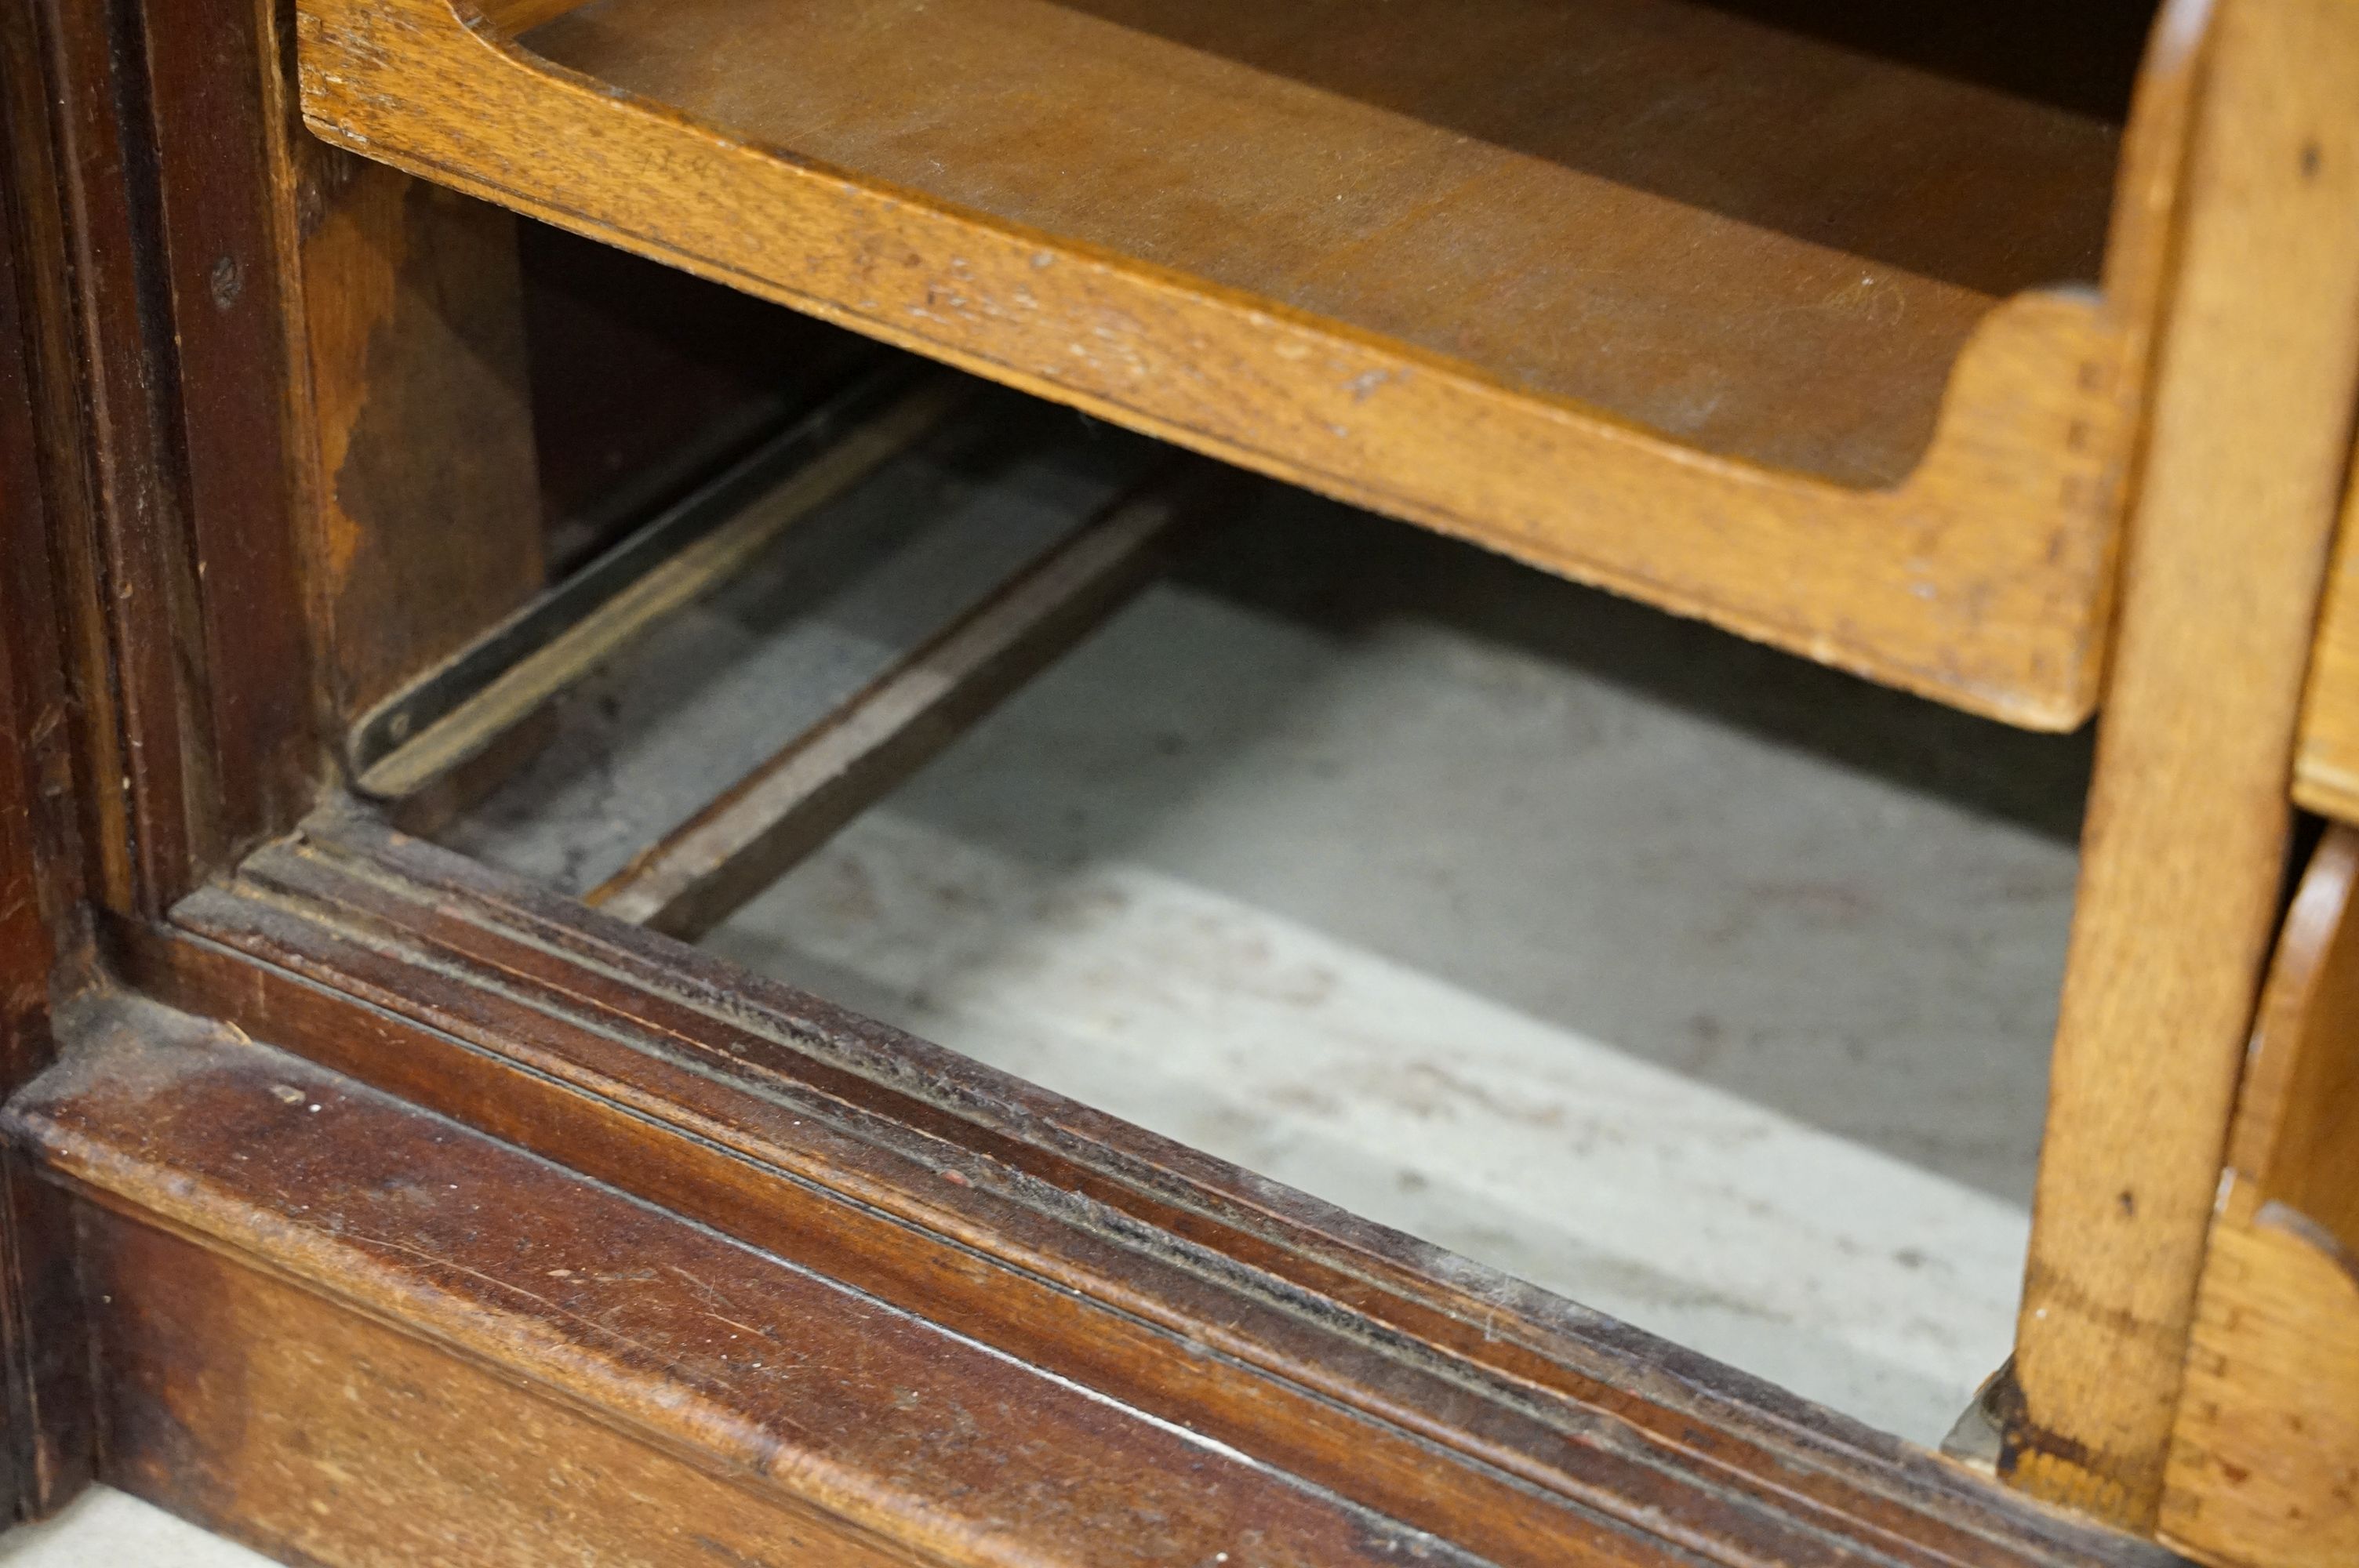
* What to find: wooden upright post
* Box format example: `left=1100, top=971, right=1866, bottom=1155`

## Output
left=2010, top=0, right=2359, bottom=1527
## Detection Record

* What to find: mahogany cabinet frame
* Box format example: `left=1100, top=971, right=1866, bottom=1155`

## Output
left=2, top=0, right=2357, bottom=1562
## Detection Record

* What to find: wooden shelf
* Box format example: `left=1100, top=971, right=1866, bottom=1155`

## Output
left=296, top=0, right=2198, bottom=724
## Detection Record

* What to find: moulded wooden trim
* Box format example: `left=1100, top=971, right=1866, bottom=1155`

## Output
left=95, top=803, right=2179, bottom=1568
left=16, top=994, right=1512, bottom=1568
left=289, top=0, right=2212, bottom=728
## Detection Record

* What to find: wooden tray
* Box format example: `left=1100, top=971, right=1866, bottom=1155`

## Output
left=294, top=0, right=2201, bottom=724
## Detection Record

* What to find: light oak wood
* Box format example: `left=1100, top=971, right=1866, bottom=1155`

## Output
left=2294, top=445, right=2359, bottom=826
left=2161, top=1214, right=2359, bottom=1568
left=2157, top=829, right=2359, bottom=1568
left=2217, top=829, right=2359, bottom=1257
left=2009, top=0, right=2359, bottom=1529
left=290, top=0, right=2208, bottom=727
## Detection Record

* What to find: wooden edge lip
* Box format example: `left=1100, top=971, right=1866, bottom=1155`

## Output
left=294, top=0, right=2128, bottom=734
left=2291, top=765, right=2359, bottom=829
left=2250, top=1198, right=2359, bottom=1292
left=2225, top=825, right=2359, bottom=1185
left=118, top=811, right=2180, bottom=1568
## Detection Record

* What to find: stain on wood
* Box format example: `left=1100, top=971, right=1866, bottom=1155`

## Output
left=294, top=149, right=544, bottom=721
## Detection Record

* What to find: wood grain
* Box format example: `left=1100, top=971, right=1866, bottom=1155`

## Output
left=2217, top=827, right=2359, bottom=1254
left=2008, top=0, right=2359, bottom=1529
left=2160, top=1212, right=2359, bottom=1568
left=291, top=149, right=546, bottom=721
left=9, top=0, right=222, bottom=911
left=290, top=0, right=2209, bottom=725
left=139, top=0, right=321, bottom=855
left=23, top=996, right=1484, bottom=1568
left=0, top=0, right=133, bottom=916
left=529, top=0, right=2118, bottom=490
left=2154, top=827, right=2359, bottom=1567
left=2293, top=445, right=2359, bottom=826
left=0, top=157, right=94, bottom=1521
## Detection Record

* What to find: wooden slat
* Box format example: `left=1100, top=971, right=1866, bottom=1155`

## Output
left=353, top=373, right=964, bottom=800
left=0, top=154, right=93, bottom=1519
left=2216, top=827, right=2359, bottom=1254
left=588, top=466, right=1230, bottom=938
left=2008, top=0, right=2359, bottom=1529
left=290, top=0, right=2207, bottom=726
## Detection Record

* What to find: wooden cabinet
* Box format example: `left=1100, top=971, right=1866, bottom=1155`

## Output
left=3, top=0, right=2358, bottom=1563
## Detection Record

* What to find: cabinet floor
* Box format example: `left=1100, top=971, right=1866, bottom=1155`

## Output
left=698, top=489, right=2093, bottom=1446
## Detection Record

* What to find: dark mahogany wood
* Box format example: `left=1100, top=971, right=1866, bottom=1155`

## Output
left=27, top=994, right=1496, bottom=1568
left=0, top=56, right=96, bottom=1518
left=134, top=0, right=318, bottom=856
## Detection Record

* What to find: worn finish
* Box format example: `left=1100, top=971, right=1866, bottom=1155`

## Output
left=526, top=0, right=2121, bottom=489
left=4, top=0, right=224, bottom=913
left=354, top=370, right=962, bottom=799
left=591, top=464, right=1233, bottom=938
left=138, top=0, right=320, bottom=855
left=2160, top=1215, right=2359, bottom=1568
left=2011, top=0, right=2359, bottom=1527
left=24, top=997, right=1485, bottom=1568
left=290, top=0, right=2210, bottom=725
left=107, top=807, right=2175, bottom=1568
left=292, top=147, right=546, bottom=722
left=96, top=1218, right=926, bottom=1568
left=0, top=180, right=94, bottom=1526
left=5, top=0, right=2350, bottom=1558
left=2156, top=829, right=2359, bottom=1567
left=0, top=546, right=96, bottom=1537
left=0, top=0, right=131, bottom=920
